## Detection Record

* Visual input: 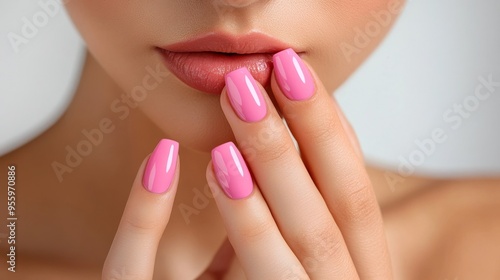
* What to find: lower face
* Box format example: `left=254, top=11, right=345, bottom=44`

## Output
left=65, top=0, right=404, bottom=152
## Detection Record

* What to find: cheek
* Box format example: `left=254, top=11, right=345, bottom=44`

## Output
left=307, top=0, right=405, bottom=92
left=65, top=2, right=234, bottom=152
left=63, top=1, right=404, bottom=152
left=65, top=1, right=155, bottom=81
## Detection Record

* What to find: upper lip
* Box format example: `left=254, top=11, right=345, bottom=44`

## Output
left=159, top=32, right=296, bottom=54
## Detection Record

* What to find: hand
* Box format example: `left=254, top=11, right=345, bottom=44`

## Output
left=101, top=48, right=392, bottom=280
left=102, top=139, right=181, bottom=280
left=204, top=48, right=392, bottom=279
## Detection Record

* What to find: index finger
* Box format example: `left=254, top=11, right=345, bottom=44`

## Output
left=102, top=139, right=180, bottom=280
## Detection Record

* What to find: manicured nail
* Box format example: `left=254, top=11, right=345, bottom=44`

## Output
left=211, top=142, right=253, bottom=199
left=142, top=139, right=179, bottom=194
left=273, top=48, right=315, bottom=101
left=225, top=67, right=267, bottom=122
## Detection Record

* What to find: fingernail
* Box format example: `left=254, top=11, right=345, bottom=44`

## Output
left=225, top=67, right=267, bottom=122
left=211, top=142, right=253, bottom=199
left=142, top=139, right=179, bottom=194
left=273, top=48, right=315, bottom=101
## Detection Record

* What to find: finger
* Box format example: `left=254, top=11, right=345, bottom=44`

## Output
left=102, top=139, right=180, bottom=280
left=197, top=239, right=235, bottom=280
left=197, top=239, right=246, bottom=280
left=332, top=100, right=363, bottom=159
left=222, top=257, right=246, bottom=280
left=221, top=68, right=358, bottom=279
left=272, top=48, right=392, bottom=278
left=205, top=145, right=308, bottom=280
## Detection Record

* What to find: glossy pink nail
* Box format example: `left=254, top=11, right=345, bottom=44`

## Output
left=225, top=67, right=267, bottom=122
left=273, top=48, right=315, bottom=101
left=142, top=139, right=179, bottom=194
left=211, top=142, right=253, bottom=199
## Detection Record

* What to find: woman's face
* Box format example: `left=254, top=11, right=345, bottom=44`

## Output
left=65, top=0, right=404, bottom=152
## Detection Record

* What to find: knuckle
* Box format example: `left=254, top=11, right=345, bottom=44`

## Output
left=340, top=180, right=380, bottom=226
left=255, top=131, right=295, bottom=164
left=259, top=141, right=293, bottom=164
left=234, top=215, right=276, bottom=243
left=238, top=118, right=297, bottom=164
left=121, top=214, right=160, bottom=234
left=309, top=115, right=339, bottom=146
left=292, top=220, right=344, bottom=262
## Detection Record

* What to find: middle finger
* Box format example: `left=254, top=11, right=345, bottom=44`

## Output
left=220, top=67, right=357, bottom=278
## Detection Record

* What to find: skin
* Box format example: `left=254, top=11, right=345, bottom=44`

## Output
left=1, top=0, right=500, bottom=279
left=63, top=0, right=399, bottom=152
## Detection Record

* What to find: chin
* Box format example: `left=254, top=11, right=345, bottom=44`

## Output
left=143, top=82, right=237, bottom=154
left=169, top=124, right=236, bottom=154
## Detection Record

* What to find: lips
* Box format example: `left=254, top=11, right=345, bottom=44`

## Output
left=157, top=33, right=297, bottom=94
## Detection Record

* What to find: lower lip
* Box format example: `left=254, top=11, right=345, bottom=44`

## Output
left=158, top=49, right=274, bottom=94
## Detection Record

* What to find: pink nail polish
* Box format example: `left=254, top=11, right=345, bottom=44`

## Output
left=225, top=67, right=267, bottom=122
left=211, top=142, right=253, bottom=199
left=142, top=139, right=179, bottom=194
left=273, top=48, right=315, bottom=101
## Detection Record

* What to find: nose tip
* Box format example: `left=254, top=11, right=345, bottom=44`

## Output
left=212, top=0, right=262, bottom=8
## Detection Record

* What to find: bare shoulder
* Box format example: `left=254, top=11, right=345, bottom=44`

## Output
left=437, top=176, right=500, bottom=210
left=433, top=177, right=500, bottom=279
left=442, top=176, right=500, bottom=188
left=385, top=176, right=500, bottom=279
